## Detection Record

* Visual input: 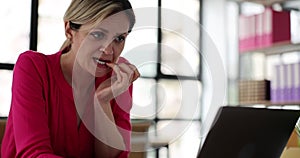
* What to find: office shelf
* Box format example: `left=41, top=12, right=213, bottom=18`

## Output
left=229, top=0, right=297, bottom=6
left=239, top=101, right=300, bottom=106
left=240, top=42, right=300, bottom=55
left=227, top=0, right=300, bottom=106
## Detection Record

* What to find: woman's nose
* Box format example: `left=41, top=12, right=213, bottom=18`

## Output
left=100, top=42, right=114, bottom=55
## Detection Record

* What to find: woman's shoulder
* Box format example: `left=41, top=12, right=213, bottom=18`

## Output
left=15, top=50, right=61, bottom=73
left=16, top=50, right=47, bottom=64
left=17, top=50, right=60, bottom=64
left=18, top=50, right=48, bottom=60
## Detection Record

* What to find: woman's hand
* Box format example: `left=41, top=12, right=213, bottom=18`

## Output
left=95, top=62, right=140, bottom=104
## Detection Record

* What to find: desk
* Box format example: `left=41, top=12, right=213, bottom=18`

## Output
left=0, top=119, right=6, bottom=137
left=280, top=147, right=300, bottom=158
left=149, top=138, right=169, bottom=158
left=280, top=129, right=300, bottom=158
left=0, top=118, right=7, bottom=149
left=129, top=119, right=152, bottom=158
left=129, top=119, right=171, bottom=158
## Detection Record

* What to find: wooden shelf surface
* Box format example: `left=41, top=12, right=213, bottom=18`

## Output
left=229, top=0, right=297, bottom=6
left=238, top=100, right=300, bottom=106
left=240, top=42, right=300, bottom=55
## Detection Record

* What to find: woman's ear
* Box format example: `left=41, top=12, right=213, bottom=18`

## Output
left=65, top=21, right=73, bottom=41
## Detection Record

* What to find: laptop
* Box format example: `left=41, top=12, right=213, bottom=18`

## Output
left=197, top=106, right=300, bottom=158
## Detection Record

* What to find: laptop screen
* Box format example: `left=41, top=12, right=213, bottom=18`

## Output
left=197, top=106, right=300, bottom=158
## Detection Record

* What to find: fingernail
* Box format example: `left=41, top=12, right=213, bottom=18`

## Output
left=106, top=62, right=116, bottom=68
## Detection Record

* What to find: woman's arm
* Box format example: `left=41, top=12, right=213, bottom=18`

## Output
left=94, top=59, right=137, bottom=157
left=93, top=85, right=133, bottom=158
left=94, top=101, right=125, bottom=158
left=10, top=52, right=62, bottom=157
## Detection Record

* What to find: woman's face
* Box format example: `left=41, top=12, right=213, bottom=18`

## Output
left=71, top=12, right=130, bottom=77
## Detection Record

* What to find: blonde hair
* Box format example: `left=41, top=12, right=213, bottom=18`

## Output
left=60, top=0, right=135, bottom=52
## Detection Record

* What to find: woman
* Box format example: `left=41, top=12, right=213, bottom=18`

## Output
left=1, top=0, right=139, bottom=157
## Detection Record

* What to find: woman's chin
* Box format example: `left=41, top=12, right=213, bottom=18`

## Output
left=93, top=69, right=111, bottom=77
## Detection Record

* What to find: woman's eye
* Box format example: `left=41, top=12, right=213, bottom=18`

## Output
left=115, top=35, right=126, bottom=43
left=90, top=31, right=105, bottom=40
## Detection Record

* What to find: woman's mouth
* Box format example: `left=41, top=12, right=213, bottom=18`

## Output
left=95, top=59, right=106, bottom=65
left=93, top=57, right=110, bottom=65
